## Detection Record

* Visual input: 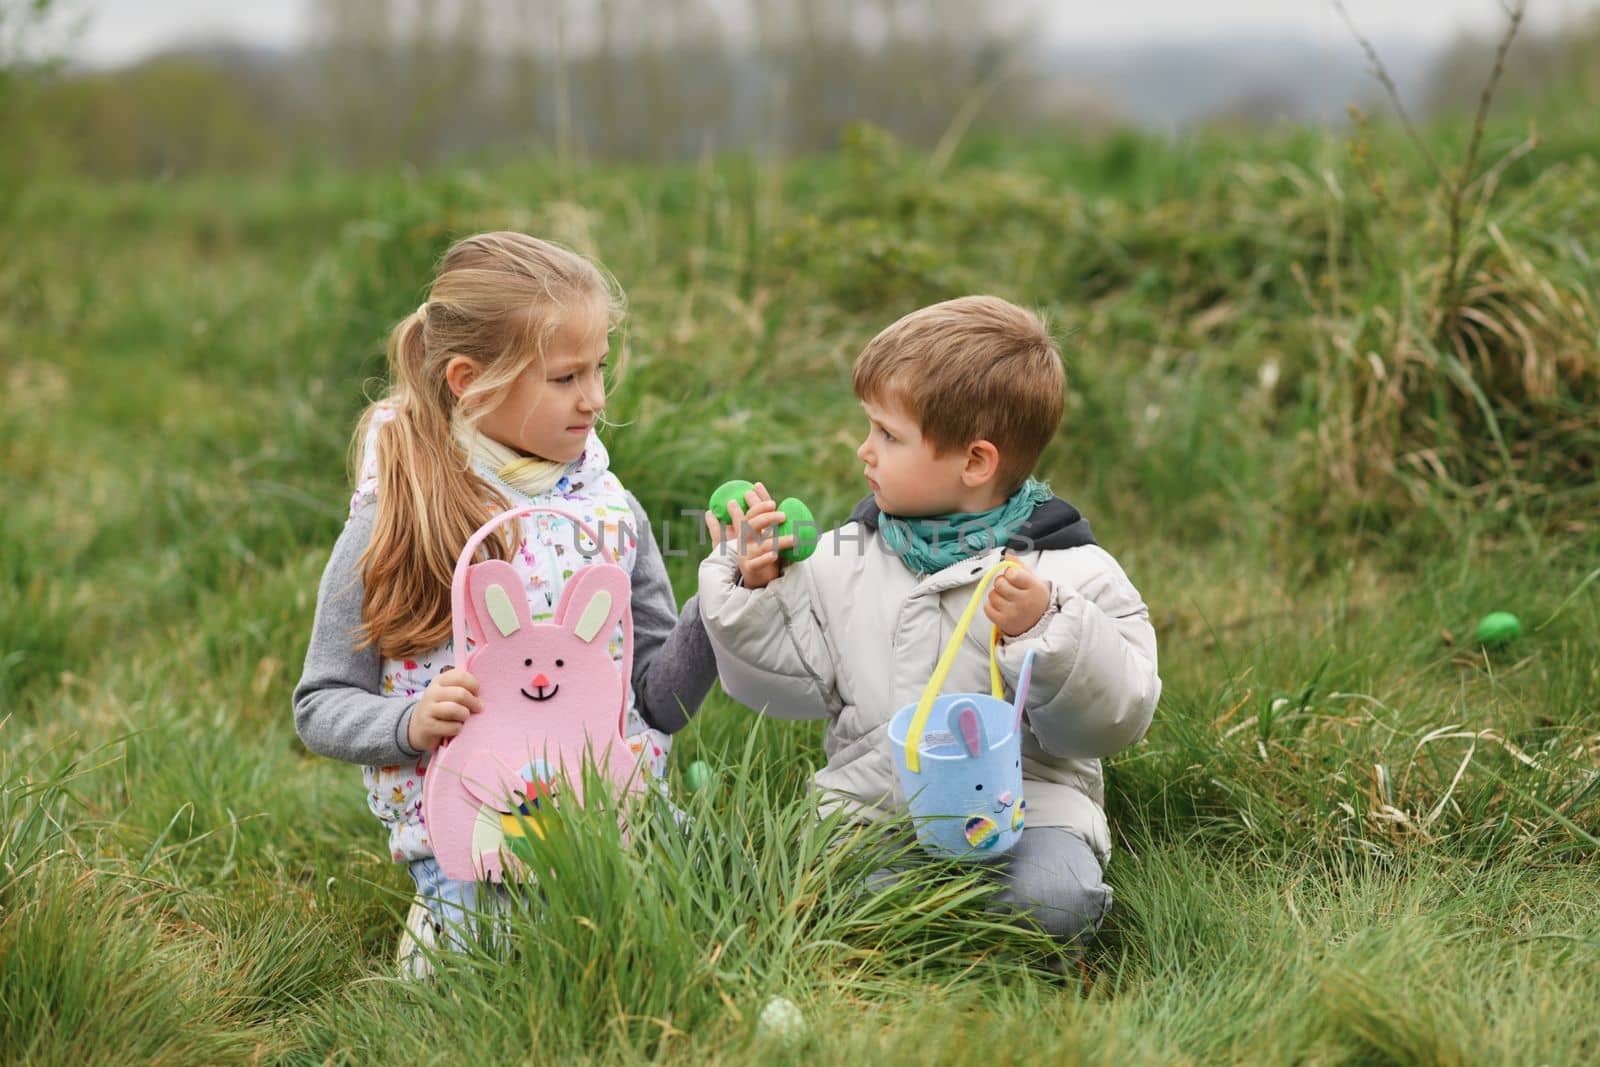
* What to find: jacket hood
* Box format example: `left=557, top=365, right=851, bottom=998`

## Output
left=845, top=494, right=1096, bottom=552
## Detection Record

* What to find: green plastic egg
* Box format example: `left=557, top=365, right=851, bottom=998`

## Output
left=1474, top=611, right=1522, bottom=646
left=709, top=479, right=756, bottom=525
left=685, top=760, right=712, bottom=792
left=775, top=496, right=819, bottom=562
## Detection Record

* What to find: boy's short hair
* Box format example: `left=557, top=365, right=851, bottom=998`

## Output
left=852, top=295, right=1065, bottom=491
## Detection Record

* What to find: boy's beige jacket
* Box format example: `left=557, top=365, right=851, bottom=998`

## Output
left=697, top=524, right=1160, bottom=860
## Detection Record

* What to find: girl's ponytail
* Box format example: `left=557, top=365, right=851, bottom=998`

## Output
left=355, top=307, right=511, bottom=658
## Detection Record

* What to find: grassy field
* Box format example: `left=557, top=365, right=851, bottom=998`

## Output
left=3, top=119, right=1598, bottom=1064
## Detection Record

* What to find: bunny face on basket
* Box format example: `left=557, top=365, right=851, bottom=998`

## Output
left=911, top=695, right=1027, bottom=854
left=424, top=534, right=642, bottom=883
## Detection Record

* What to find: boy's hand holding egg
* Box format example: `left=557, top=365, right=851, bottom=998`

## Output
left=705, top=479, right=817, bottom=590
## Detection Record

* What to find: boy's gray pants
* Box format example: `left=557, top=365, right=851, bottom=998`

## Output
left=868, top=826, right=1112, bottom=947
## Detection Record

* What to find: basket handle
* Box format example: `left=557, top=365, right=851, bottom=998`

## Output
left=901, top=557, right=1019, bottom=773
left=449, top=505, right=633, bottom=737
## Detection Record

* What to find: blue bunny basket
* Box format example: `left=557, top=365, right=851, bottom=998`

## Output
left=888, top=559, right=1036, bottom=860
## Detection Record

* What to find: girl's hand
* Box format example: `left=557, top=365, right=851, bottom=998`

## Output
left=703, top=482, right=796, bottom=590
left=985, top=556, right=1052, bottom=637
left=408, top=667, right=483, bottom=751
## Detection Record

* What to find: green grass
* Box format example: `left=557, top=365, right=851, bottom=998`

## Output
left=2, top=122, right=1597, bottom=1063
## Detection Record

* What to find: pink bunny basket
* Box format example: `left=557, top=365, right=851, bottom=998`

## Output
left=422, top=505, right=643, bottom=882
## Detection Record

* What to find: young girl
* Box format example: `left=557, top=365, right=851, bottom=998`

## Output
left=292, top=232, right=717, bottom=967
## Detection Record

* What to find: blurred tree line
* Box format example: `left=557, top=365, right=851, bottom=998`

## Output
left=4, top=0, right=1599, bottom=180
left=1424, top=12, right=1600, bottom=115
left=14, top=0, right=1039, bottom=177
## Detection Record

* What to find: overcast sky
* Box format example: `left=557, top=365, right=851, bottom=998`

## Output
left=47, top=0, right=1598, bottom=67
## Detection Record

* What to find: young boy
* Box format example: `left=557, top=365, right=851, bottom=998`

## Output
left=697, top=295, right=1160, bottom=947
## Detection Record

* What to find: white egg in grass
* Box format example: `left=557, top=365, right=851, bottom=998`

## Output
left=757, top=995, right=807, bottom=1041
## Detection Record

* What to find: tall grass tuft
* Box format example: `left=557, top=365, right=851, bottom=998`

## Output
left=291, top=739, right=1060, bottom=1062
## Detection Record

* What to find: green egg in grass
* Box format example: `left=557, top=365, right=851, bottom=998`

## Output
left=1474, top=611, right=1522, bottom=646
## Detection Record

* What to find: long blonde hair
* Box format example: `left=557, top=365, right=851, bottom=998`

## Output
left=352, top=231, right=625, bottom=659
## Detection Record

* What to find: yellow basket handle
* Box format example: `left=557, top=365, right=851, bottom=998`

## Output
left=901, top=558, right=1019, bottom=773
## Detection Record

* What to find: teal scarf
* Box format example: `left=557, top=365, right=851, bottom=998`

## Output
left=881, top=479, right=1053, bottom=574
